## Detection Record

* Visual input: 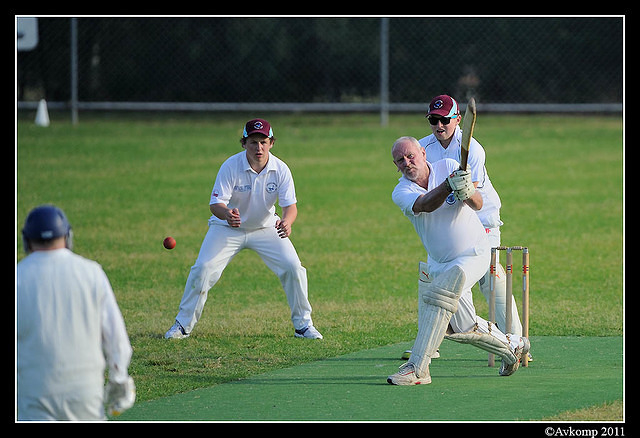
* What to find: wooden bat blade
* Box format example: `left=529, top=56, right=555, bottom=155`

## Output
left=460, top=97, right=477, bottom=171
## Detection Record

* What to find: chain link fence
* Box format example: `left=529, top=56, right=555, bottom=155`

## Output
left=17, top=16, right=623, bottom=119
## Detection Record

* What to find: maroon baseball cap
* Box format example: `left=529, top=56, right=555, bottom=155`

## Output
left=426, top=95, right=460, bottom=118
left=243, top=118, right=274, bottom=138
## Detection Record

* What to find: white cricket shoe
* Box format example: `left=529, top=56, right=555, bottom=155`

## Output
left=294, top=325, right=323, bottom=339
left=165, top=320, right=189, bottom=339
left=499, top=336, right=530, bottom=376
left=387, top=362, right=432, bottom=385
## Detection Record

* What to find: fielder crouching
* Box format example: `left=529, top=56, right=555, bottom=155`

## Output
left=388, top=137, right=529, bottom=385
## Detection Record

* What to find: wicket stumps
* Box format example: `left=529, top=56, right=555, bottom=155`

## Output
left=488, top=246, right=530, bottom=367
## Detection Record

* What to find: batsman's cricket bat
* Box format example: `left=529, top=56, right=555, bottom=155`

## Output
left=459, top=97, right=477, bottom=171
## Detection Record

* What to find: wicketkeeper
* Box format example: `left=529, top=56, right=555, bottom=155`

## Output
left=419, top=94, right=523, bottom=339
left=388, top=137, right=529, bottom=385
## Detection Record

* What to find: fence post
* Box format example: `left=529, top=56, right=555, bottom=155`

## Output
left=70, top=18, right=78, bottom=125
left=380, top=17, right=389, bottom=127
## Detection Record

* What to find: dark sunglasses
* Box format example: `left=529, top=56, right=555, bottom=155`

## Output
left=427, top=115, right=458, bottom=125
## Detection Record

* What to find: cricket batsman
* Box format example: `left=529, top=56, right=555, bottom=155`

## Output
left=388, top=137, right=529, bottom=385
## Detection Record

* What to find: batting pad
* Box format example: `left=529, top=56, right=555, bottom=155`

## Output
left=409, top=266, right=466, bottom=377
left=445, top=331, right=517, bottom=365
left=417, top=261, right=432, bottom=318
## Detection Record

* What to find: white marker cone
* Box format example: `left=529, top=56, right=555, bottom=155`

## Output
left=35, top=99, right=50, bottom=127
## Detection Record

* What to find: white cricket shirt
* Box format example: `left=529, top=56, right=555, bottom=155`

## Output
left=392, top=158, right=487, bottom=264
left=209, top=151, right=297, bottom=229
left=17, top=249, right=132, bottom=400
left=419, top=126, right=502, bottom=228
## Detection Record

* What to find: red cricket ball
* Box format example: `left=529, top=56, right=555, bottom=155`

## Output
left=163, top=236, right=176, bottom=250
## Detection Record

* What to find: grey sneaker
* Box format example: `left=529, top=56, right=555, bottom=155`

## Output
left=499, top=336, right=530, bottom=376
left=165, top=320, right=189, bottom=339
left=387, top=362, right=432, bottom=385
left=294, top=325, right=323, bottom=339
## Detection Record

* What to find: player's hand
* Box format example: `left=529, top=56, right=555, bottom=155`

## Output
left=454, top=182, right=475, bottom=201
left=226, top=208, right=241, bottom=227
left=275, top=219, right=291, bottom=238
left=447, top=169, right=475, bottom=201
left=105, top=376, right=136, bottom=417
left=446, top=169, right=472, bottom=191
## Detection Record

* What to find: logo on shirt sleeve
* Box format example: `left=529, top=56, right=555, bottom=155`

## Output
left=446, top=193, right=457, bottom=205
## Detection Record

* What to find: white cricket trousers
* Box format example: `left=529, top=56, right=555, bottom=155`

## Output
left=175, top=223, right=314, bottom=334
left=427, top=244, right=516, bottom=348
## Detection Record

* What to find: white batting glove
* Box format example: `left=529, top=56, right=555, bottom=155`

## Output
left=105, top=376, right=136, bottom=417
left=447, top=169, right=475, bottom=201
left=453, top=181, right=476, bottom=201
left=446, top=169, right=472, bottom=191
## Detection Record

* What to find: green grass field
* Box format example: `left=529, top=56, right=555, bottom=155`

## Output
left=16, top=112, right=623, bottom=421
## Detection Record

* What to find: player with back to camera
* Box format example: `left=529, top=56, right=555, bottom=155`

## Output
left=387, top=137, right=529, bottom=385
left=165, top=119, right=322, bottom=340
left=17, top=205, right=135, bottom=420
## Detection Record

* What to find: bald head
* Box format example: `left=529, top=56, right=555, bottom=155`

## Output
left=391, top=136, right=429, bottom=184
left=391, top=136, right=421, bottom=155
